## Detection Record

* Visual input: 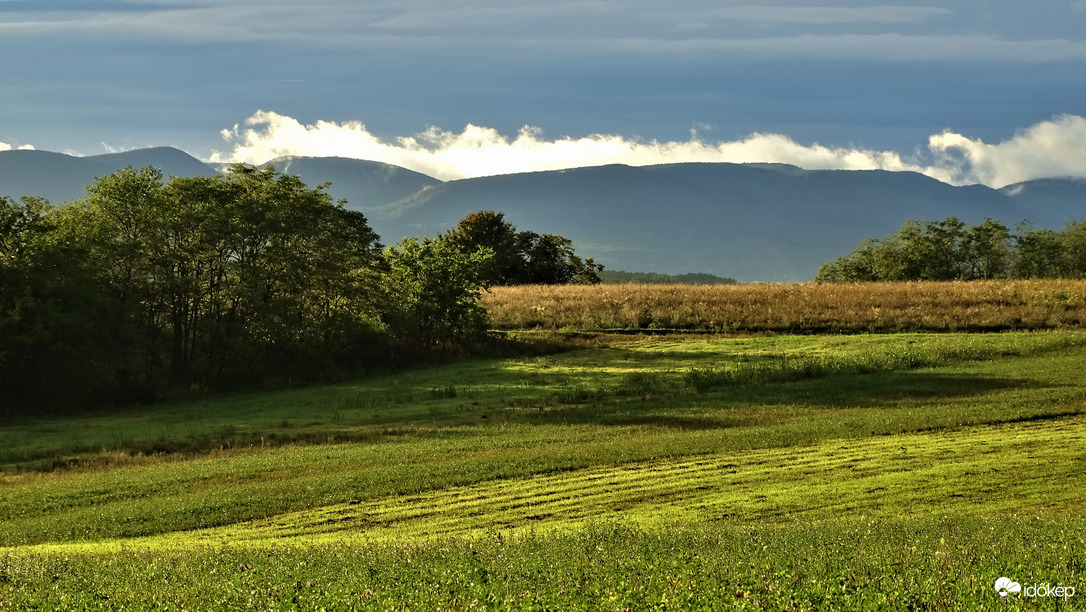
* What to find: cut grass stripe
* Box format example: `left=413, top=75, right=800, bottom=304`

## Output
left=38, top=414, right=1082, bottom=552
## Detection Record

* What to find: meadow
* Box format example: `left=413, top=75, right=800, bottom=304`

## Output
left=481, top=279, right=1086, bottom=332
left=2, top=281, right=1086, bottom=609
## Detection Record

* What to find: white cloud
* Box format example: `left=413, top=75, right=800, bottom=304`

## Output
left=211, top=111, right=1086, bottom=188
left=0, top=141, right=34, bottom=152
left=929, top=114, right=1086, bottom=187
left=210, top=110, right=952, bottom=183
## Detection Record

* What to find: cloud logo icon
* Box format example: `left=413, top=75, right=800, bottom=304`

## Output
left=996, top=577, right=1022, bottom=597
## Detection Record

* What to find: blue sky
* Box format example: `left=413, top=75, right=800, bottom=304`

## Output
left=2, top=1, right=1086, bottom=186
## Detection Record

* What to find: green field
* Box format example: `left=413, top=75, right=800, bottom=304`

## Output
left=3, top=331, right=1085, bottom=609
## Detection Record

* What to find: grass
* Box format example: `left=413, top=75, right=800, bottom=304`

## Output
left=106, top=412, right=1086, bottom=546
left=481, top=279, right=1086, bottom=332
left=1, top=331, right=1080, bottom=474
left=3, top=329, right=1086, bottom=609
left=3, top=518, right=1082, bottom=610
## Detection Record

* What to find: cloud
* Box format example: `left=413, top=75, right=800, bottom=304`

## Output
left=0, top=141, right=34, bottom=152
left=929, top=114, right=1086, bottom=187
left=702, top=6, right=953, bottom=25
left=211, top=111, right=1086, bottom=188
left=1, top=2, right=1083, bottom=63
left=601, top=33, right=1086, bottom=62
left=368, top=3, right=614, bottom=30
left=210, top=110, right=953, bottom=183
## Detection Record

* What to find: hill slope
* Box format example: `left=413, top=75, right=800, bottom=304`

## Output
left=1001, top=177, right=1086, bottom=225
left=0, top=147, right=217, bottom=203
left=260, top=156, right=442, bottom=209
left=370, top=163, right=1038, bottom=281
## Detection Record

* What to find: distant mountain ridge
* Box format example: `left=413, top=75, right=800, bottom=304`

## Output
left=1, top=147, right=1082, bottom=280
left=260, top=156, right=441, bottom=209
left=999, top=177, right=1086, bottom=224
left=367, top=162, right=1041, bottom=281
left=0, top=147, right=217, bottom=205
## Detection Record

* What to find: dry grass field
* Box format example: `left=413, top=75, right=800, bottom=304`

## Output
left=481, top=279, right=1086, bottom=332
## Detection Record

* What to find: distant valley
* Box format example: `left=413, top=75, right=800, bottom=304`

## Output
left=2, top=147, right=1083, bottom=281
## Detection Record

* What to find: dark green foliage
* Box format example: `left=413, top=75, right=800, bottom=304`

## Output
left=62, top=165, right=389, bottom=393
left=964, top=217, right=1013, bottom=279
left=599, top=270, right=737, bottom=284
left=1013, top=221, right=1069, bottom=278
left=444, top=210, right=603, bottom=285
left=516, top=231, right=604, bottom=285
left=1064, top=220, right=1086, bottom=275
left=443, top=210, right=523, bottom=284
left=0, top=166, right=502, bottom=414
left=816, top=216, right=1085, bottom=282
left=383, top=235, right=492, bottom=350
left=0, top=196, right=119, bottom=413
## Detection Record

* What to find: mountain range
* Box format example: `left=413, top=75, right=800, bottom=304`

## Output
left=1, top=147, right=1083, bottom=281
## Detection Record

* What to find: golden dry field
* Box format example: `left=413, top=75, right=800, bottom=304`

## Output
left=481, top=279, right=1086, bottom=332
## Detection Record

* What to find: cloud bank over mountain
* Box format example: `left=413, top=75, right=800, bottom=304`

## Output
left=928, top=115, right=1086, bottom=188
left=0, top=141, right=34, bottom=152
left=211, top=111, right=1086, bottom=188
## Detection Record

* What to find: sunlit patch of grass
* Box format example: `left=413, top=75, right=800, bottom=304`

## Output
left=682, top=331, right=1086, bottom=391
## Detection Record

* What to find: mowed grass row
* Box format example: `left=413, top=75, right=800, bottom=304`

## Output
left=2, top=332, right=1085, bottom=548
left=2, top=330, right=1081, bottom=473
left=481, top=279, right=1086, bottom=332
left=122, top=413, right=1086, bottom=547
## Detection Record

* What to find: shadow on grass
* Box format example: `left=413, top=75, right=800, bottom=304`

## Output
left=520, top=407, right=754, bottom=430
left=0, top=366, right=1065, bottom=474
left=724, top=370, right=1045, bottom=409
left=518, top=372, right=1041, bottom=430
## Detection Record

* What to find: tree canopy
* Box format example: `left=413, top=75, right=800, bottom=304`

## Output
left=815, top=217, right=1086, bottom=283
left=1, top=166, right=397, bottom=412
left=383, top=236, right=492, bottom=350
left=443, top=211, right=604, bottom=286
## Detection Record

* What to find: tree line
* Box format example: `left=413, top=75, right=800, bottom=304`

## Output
left=443, top=210, right=604, bottom=286
left=814, top=217, right=1086, bottom=283
left=598, top=270, right=737, bottom=285
left=0, top=166, right=600, bottom=415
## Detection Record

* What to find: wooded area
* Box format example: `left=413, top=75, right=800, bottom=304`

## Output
left=0, top=166, right=598, bottom=414
left=815, top=217, right=1086, bottom=282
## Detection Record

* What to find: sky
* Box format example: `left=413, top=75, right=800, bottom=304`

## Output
left=2, top=0, right=1086, bottom=187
